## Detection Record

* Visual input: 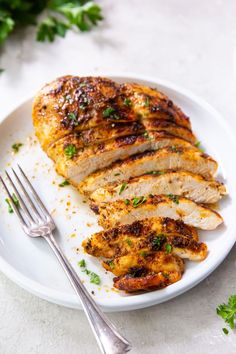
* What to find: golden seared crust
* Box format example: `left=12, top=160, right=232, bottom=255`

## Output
left=32, top=76, right=193, bottom=151
left=144, top=119, right=197, bottom=144
left=82, top=217, right=207, bottom=261
left=79, top=146, right=218, bottom=195
left=113, top=271, right=182, bottom=292
left=97, top=194, right=223, bottom=230
left=90, top=171, right=226, bottom=205
left=47, top=121, right=144, bottom=161
left=32, top=76, right=137, bottom=150
left=102, top=251, right=184, bottom=277
left=120, top=82, right=191, bottom=129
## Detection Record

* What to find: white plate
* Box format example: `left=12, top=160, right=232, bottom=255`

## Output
left=0, top=74, right=235, bottom=312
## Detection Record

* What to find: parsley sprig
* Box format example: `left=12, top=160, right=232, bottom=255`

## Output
left=78, top=259, right=101, bottom=285
left=217, top=295, right=236, bottom=334
left=0, top=1, right=103, bottom=45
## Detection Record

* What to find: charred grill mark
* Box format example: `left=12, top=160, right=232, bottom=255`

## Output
left=115, top=135, right=138, bottom=147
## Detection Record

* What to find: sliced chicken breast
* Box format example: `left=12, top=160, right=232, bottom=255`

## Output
left=144, top=119, right=197, bottom=144
left=96, top=195, right=223, bottom=230
left=90, top=171, right=226, bottom=204
left=47, top=121, right=144, bottom=161
left=79, top=147, right=218, bottom=195
left=83, top=217, right=207, bottom=261
left=113, top=271, right=182, bottom=292
left=56, top=133, right=194, bottom=183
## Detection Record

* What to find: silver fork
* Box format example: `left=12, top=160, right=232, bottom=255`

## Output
left=0, top=165, right=132, bottom=354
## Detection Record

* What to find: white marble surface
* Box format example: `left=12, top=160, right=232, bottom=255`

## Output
left=1, top=0, right=236, bottom=353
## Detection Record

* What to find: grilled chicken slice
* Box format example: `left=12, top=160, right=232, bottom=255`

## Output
left=55, top=133, right=195, bottom=183
left=103, top=252, right=184, bottom=292
left=33, top=76, right=192, bottom=151
left=79, top=146, right=217, bottom=195
left=144, top=119, right=197, bottom=144
left=113, top=271, right=182, bottom=292
left=47, top=121, right=144, bottom=161
left=90, top=171, right=226, bottom=205
left=120, top=82, right=191, bottom=129
left=83, top=217, right=207, bottom=261
left=96, top=195, right=223, bottom=230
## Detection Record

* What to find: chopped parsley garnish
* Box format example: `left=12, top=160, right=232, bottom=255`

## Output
left=167, top=194, right=179, bottom=204
left=12, top=143, right=23, bottom=153
left=78, top=259, right=86, bottom=268
left=143, top=131, right=152, bottom=140
left=152, top=234, right=166, bottom=250
left=107, top=260, right=115, bottom=269
left=67, top=112, right=77, bottom=121
left=165, top=243, right=172, bottom=254
left=78, top=259, right=101, bottom=285
left=126, top=238, right=133, bottom=246
left=59, top=180, right=70, bottom=187
left=132, top=196, right=147, bottom=208
left=114, top=173, right=120, bottom=176
left=217, top=295, right=236, bottom=333
left=223, top=328, right=229, bottom=335
left=102, top=107, right=120, bottom=120
left=90, top=272, right=101, bottom=285
left=119, top=182, right=128, bottom=195
left=144, top=97, right=150, bottom=107
left=124, top=98, right=132, bottom=107
left=195, top=140, right=205, bottom=152
left=139, top=250, right=148, bottom=257
left=169, top=145, right=180, bottom=153
left=162, top=272, right=170, bottom=279
left=64, top=144, right=78, bottom=158
left=124, top=199, right=130, bottom=205
left=5, top=193, right=19, bottom=213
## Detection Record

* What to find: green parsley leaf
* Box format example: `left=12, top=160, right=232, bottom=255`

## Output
left=106, top=259, right=115, bottom=269
left=144, top=97, right=150, bottom=107
left=5, top=198, right=13, bottom=213
left=167, top=194, right=179, bottom=204
left=195, top=141, right=201, bottom=148
left=59, top=180, right=70, bottom=187
left=102, top=106, right=120, bottom=120
left=64, top=144, right=78, bottom=158
left=119, top=182, right=128, bottom=195
left=0, top=11, right=14, bottom=45
left=37, top=16, right=69, bottom=42
left=67, top=112, right=77, bottom=120
left=132, top=196, right=147, bottom=208
left=124, top=199, right=130, bottom=205
left=54, top=1, right=103, bottom=32
left=114, top=173, right=120, bottom=176
left=5, top=193, right=19, bottom=214
left=139, top=250, right=148, bottom=257
left=78, top=259, right=86, bottom=268
left=124, top=98, right=131, bottom=107
left=165, top=243, right=172, bottom=254
left=223, top=328, right=229, bottom=335
left=12, top=142, right=23, bottom=153
left=217, top=295, right=236, bottom=330
left=162, top=272, right=170, bottom=279
left=90, top=271, right=101, bottom=285
left=126, top=238, right=133, bottom=246
left=152, top=234, right=166, bottom=250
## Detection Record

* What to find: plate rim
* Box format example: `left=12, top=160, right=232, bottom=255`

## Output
left=0, top=73, right=236, bottom=312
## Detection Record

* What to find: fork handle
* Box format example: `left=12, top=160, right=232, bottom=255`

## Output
left=44, top=233, right=132, bottom=354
